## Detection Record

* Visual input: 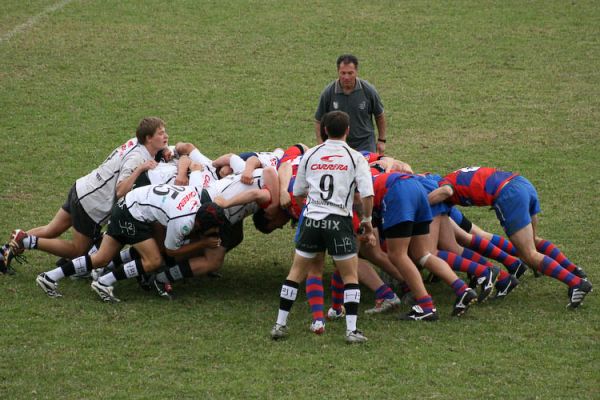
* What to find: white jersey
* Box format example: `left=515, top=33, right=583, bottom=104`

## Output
left=125, top=184, right=201, bottom=250
left=188, top=148, right=220, bottom=189
left=205, top=168, right=266, bottom=225
left=293, top=139, right=373, bottom=220
left=255, top=149, right=284, bottom=168
left=147, top=161, right=178, bottom=186
left=76, top=138, right=154, bottom=225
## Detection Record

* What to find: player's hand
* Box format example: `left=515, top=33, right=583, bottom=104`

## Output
left=377, top=141, right=385, bottom=155
left=140, top=159, right=158, bottom=171
left=202, top=236, right=221, bottom=248
left=241, top=171, right=254, bottom=185
left=175, top=175, right=189, bottom=186
left=279, top=191, right=292, bottom=209
left=162, top=148, right=173, bottom=161
left=189, top=162, right=204, bottom=172
left=358, top=222, right=376, bottom=246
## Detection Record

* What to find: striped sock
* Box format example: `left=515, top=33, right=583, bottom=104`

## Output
left=306, top=275, right=324, bottom=322
left=536, top=240, right=578, bottom=273
left=375, top=284, right=395, bottom=300
left=451, top=278, right=468, bottom=297
left=490, top=234, right=517, bottom=256
left=437, top=250, right=489, bottom=278
left=415, top=295, right=435, bottom=313
left=538, top=256, right=581, bottom=288
left=330, top=269, right=345, bottom=311
left=461, top=248, right=494, bottom=268
left=469, top=235, right=522, bottom=272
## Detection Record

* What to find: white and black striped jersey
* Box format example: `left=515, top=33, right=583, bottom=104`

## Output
left=293, top=139, right=373, bottom=220
left=125, top=184, right=201, bottom=250
left=204, top=168, right=267, bottom=225
left=75, top=138, right=155, bottom=225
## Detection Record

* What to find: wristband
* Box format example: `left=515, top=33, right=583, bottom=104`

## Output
left=377, top=138, right=386, bottom=143
left=361, top=216, right=372, bottom=224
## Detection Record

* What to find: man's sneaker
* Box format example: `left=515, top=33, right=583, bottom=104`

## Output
left=477, top=267, right=500, bottom=303
left=137, top=273, right=153, bottom=291
left=151, top=277, right=174, bottom=300
left=567, top=280, right=593, bottom=309
left=345, top=330, right=368, bottom=344
left=494, top=275, right=519, bottom=299
left=90, top=267, right=105, bottom=282
left=326, top=306, right=345, bottom=320
left=310, top=320, right=325, bottom=335
left=571, top=267, right=588, bottom=280
left=91, top=281, right=120, bottom=303
left=452, top=288, right=478, bottom=317
left=36, top=273, right=62, bottom=298
left=0, top=258, right=15, bottom=275
left=365, top=294, right=401, bottom=314
left=270, top=323, right=288, bottom=340
left=398, top=305, right=439, bottom=321
left=512, top=260, right=528, bottom=279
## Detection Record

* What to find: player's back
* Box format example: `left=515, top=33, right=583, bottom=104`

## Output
left=296, top=140, right=371, bottom=219
left=125, top=183, right=200, bottom=226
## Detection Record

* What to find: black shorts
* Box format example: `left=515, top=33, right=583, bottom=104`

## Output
left=61, top=184, right=102, bottom=239
left=383, top=221, right=430, bottom=239
left=295, top=215, right=356, bottom=256
left=106, top=199, right=154, bottom=245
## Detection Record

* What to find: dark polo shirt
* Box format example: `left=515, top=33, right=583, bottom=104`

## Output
left=315, top=78, right=384, bottom=152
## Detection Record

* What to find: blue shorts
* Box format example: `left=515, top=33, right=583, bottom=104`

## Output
left=381, top=178, right=432, bottom=231
left=493, top=176, right=541, bottom=236
left=415, top=177, right=451, bottom=217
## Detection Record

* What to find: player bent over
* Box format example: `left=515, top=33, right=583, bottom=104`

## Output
left=270, top=110, right=375, bottom=344
left=35, top=182, right=224, bottom=301
left=429, top=167, right=592, bottom=308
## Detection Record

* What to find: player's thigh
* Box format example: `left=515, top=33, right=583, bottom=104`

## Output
left=132, top=238, right=163, bottom=272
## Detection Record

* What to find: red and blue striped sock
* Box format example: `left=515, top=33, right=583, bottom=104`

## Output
left=536, top=239, right=578, bottom=273
left=375, top=284, right=395, bottom=300
left=415, top=295, right=435, bottom=313
left=330, top=269, right=345, bottom=311
left=450, top=278, right=468, bottom=297
left=461, top=248, right=494, bottom=268
left=306, top=275, right=324, bottom=322
left=538, top=256, right=581, bottom=288
left=469, top=235, right=522, bottom=273
left=495, top=268, right=511, bottom=287
left=437, top=250, right=489, bottom=278
left=490, top=234, right=517, bottom=256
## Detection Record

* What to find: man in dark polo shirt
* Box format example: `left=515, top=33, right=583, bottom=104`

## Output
left=314, top=54, right=387, bottom=154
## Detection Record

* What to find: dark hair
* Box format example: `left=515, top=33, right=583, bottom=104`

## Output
left=319, top=118, right=328, bottom=142
left=336, top=54, right=359, bottom=69
left=195, top=202, right=225, bottom=233
left=252, top=209, right=274, bottom=234
left=136, top=117, right=165, bottom=144
left=323, top=111, right=349, bottom=139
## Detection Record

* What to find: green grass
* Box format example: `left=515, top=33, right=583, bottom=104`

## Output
left=1, top=1, right=599, bottom=399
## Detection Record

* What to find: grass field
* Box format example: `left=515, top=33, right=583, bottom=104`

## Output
left=1, top=1, right=599, bottom=399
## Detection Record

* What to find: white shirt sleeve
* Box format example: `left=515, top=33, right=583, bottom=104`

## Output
left=164, top=218, right=194, bottom=250
left=292, top=153, right=309, bottom=197
left=354, top=154, right=374, bottom=198
left=117, top=153, right=145, bottom=184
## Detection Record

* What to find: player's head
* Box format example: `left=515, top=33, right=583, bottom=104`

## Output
left=137, top=117, right=168, bottom=151
left=323, top=111, right=350, bottom=139
left=253, top=208, right=290, bottom=234
left=195, top=202, right=226, bottom=233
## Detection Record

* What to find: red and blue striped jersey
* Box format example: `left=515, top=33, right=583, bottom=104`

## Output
left=438, top=167, right=517, bottom=206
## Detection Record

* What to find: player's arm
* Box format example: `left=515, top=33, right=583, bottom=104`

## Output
left=276, top=161, right=293, bottom=208
left=260, top=166, right=280, bottom=212
left=116, top=158, right=157, bottom=199
left=241, top=156, right=262, bottom=185
left=175, top=155, right=193, bottom=186
left=174, top=142, right=196, bottom=156
left=213, top=189, right=271, bottom=209
left=163, top=222, right=219, bottom=258
left=428, top=185, right=454, bottom=205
